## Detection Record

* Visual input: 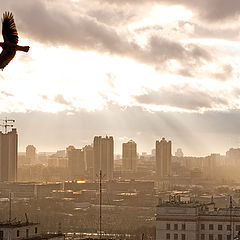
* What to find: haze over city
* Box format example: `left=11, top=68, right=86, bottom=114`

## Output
left=0, top=0, right=240, bottom=155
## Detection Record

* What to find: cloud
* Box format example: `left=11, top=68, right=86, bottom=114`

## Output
left=211, top=64, right=234, bottom=81
left=134, top=87, right=229, bottom=111
left=0, top=0, right=212, bottom=76
left=94, top=0, right=240, bottom=22
left=54, top=94, right=72, bottom=106
left=1, top=91, right=14, bottom=97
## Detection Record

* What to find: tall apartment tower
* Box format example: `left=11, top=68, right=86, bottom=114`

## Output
left=66, top=145, right=85, bottom=179
left=0, top=128, right=18, bottom=182
left=93, top=136, right=114, bottom=180
left=83, top=145, right=94, bottom=172
left=156, top=137, right=171, bottom=179
left=26, top=145, right=36, bottom=164
left=122, top=140, right=137, bottom=171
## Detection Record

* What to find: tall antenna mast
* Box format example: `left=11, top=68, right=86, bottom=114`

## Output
left=230, top=196, right=233, bottom=240
left=99, top=170, right=102, bottom=240
left=0, top=118, right=15, bottom=134
left=9, top=192, right=12, bottom=223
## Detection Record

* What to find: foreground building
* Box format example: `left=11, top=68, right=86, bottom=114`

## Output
left=0, top=221, right=64, bottom=240
left=156, top=197, right=240, bottom=240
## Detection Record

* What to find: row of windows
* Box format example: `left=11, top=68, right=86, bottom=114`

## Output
left=201, top=224, right=239, bottom=231
left=16, top=227, right=38, bottom=237
left=166, top=233, right=231, bottom=240
left=166, top=224, right=186, bottom=230
left=166, top=223, right=239, bottom=231
left=166, top=233, right=185, bottom=240
left=200, top=234, right=231, bottom=240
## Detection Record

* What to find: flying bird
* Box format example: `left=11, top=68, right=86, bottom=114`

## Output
left=0, top=12, right=30, bottom=70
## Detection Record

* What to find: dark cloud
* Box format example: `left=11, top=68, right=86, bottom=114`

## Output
left=0, top=0, right=212, bottom=76
left=134, top=88, right=228, bottom=110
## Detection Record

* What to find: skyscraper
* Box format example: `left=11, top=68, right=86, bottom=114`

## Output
left=0, top=128, right=18, bottom=182
left=122, top=140, right=137, bottom=171
left=83, top=145, right=94, bottom=173
left=66, top=146, right=85, bottom=179
left=93, top=136, right=114, bottom=180
left=156, top=137, right=171, bottom=179
left=26, top=145, right=36, bottom=164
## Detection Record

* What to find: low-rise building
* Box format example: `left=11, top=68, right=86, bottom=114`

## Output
left=156, top=197, right=240, bottom=240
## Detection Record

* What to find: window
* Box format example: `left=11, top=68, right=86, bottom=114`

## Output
left=227, top=235, right=231, bottom=240
left=209, top=234, right=213, bottom=240
left=200, top=234, right=205, bottom=240
left=182, top=224, right=186, bottom=230
left=0, top=231, right=3, bottom=240
left=174, top=234, right=178, bottom=240
left=174, top=224, right=178, bottom=230
left=166, top=224, right=171, bottom=230
left=218, top=225, right=222, bottom=230
left=236, top=225, right=240, bottom=231
left=209, top=224, right=214, bottom=230
left=35, top=227, right=38, bottom=234
left=166, top=233, right=170, bottom=239
left=17, top=230, right=20, bottom=237
left=227, top=225, right=231, bottom=231
left=218, top=235, right=222, bottom=240
left=181, top=234, right=185, bottom=240
left=201, top=224, right=205, bottom=230
left=26, top=229, right=29, bottom=238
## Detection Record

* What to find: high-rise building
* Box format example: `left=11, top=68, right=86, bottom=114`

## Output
left=156, top=137, right=171, bottom=179
left=83, top=145, right=94, bottom=172
left=66, top=146, right=85, bottom=178
left=0, top=128, right=18, bottom=182
left=26, top=145, right=36, bottom=164
left=93, top=136, right=114, bottom=180
left=122, top=140, right=137, bottom=171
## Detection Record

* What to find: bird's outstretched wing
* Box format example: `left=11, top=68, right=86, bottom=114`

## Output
left=2, top=12, right=18, bottom=44
left=0, top=48, right=16, bottom=69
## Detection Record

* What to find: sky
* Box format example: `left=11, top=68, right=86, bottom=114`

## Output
left=0, top=0, right=240, bottom=155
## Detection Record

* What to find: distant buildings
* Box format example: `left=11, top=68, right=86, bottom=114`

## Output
left=93, top=136, right=114, bottom=180
left=226, top=148, right=240, bottom=166
left=175, top=148, right=183, bottom=158
left=0, top=128, right=18, bottom=182
left=83, top=145, right=94, bottom=173
left=156, top=137, right=171, bottom=179
left=122, top=140, right=137, bottom=171
left=26, top=145, right=36, bottom=164
left=66, top=146, right=85, bottom=178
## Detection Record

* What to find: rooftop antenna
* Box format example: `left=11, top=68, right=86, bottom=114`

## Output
left=0, top=118, right=15, bottom=134
left=230, top=196, right=233, bottom=240
left=25, top=213, right=29, bottom=225
left=8, top=192, right=12, bottom=223
left=96, top=170, right=105, bottom=240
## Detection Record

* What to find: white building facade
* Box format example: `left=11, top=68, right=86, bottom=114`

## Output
left=156, top=198, right=240, bottom=240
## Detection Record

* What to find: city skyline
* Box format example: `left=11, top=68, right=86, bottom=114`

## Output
left=1, top=1, right=240, bottom=156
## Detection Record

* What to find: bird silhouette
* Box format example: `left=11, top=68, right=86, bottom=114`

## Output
left=0, top=12, right=29, bottom=70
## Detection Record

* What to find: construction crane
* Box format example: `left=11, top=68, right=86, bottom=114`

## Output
left=0, top=118, right=15, bottom=133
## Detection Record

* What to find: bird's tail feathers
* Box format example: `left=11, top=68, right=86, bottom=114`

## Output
left=16, top=45, right=30, bottom=52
